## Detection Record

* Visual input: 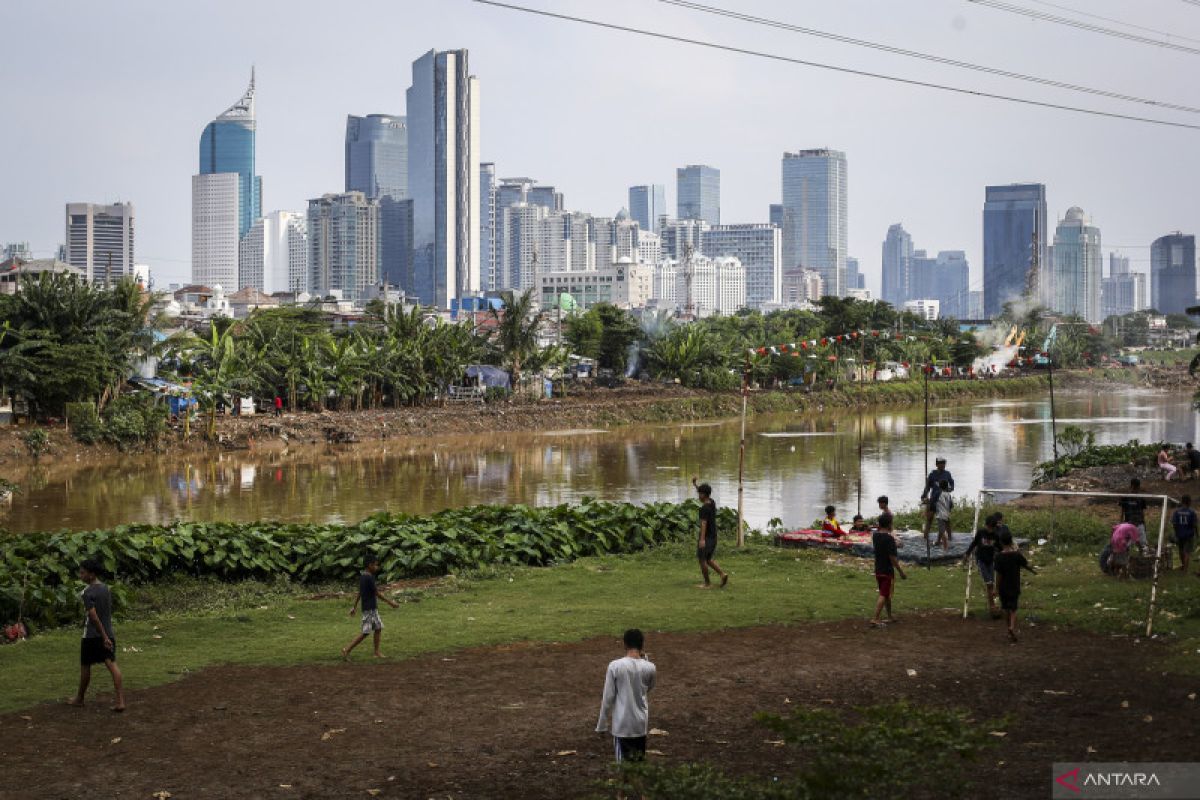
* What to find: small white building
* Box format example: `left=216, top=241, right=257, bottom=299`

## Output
left=539, top=257, right=653, bottom=311
left=904, top=298, right=941, bottom=320
left=652, top=255, right=745, bottom=318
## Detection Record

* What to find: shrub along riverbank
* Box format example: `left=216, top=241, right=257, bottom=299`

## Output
left=0, top=500, right=735, bottom=627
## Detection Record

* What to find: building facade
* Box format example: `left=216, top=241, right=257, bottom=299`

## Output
left=881, top=223, right=912, bottom=307
left=191, top=173, right=241, bottom=290
left=1151, top=232, right=1196, bottom=315
left=983, top=183, right=1047, bottom=318
left=904, top=298, right=940, bottom=320
left=480, top=162, right=497, bottom=290
left=1101, top=272, right=1147, bottom=319
left=345, top=114, right=407, bottom=201
left=239, top=210, right=309, bottom=295
left=64, top=202, right=134, bottom=283
left=1049, top=207, right=1102, bottom=322
left=701, top=223, right=781, bottom=309
left=846, top=256, right=864, bottom=290
left=781, top=268, right=823, bottom=305
left=676, top=165, right=720, bottom=226
left=781, top=149, right=848, bottom=297
left=539, top=258, right=652, bottom=311
left=652, top=255, right=744, bottom=317
left=406, top=49, right=480, bottom=307
left=629, top=184, right=666, bottom=234
left=908, top=249, right=970, bottom=320
left=307, top=192, right=379, bottom=301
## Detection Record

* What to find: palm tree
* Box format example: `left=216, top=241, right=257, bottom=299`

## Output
left=489, top=289, right=545, bottom=387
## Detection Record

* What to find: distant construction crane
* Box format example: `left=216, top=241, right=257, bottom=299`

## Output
left=681, top=242, right=696, bottom=320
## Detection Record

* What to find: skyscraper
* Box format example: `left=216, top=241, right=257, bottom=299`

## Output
left=307, top=192, right=379, bottom=301
left=1151, top=232, right=1197, bottom=315
left=480, top=162, right=497, bottom=291
left=676, top=165, right=720, bottom=226
left=239, top=210, right=308, bottom=295
left=701, top=224, right=781, bottom=309
left=193, top=70, right=261, bottom=288
left=346, top=114, right=410, bottom=293
left=1050, top=207, right=1102, bottom=322
left=781, top=149, right=848, bottom=297
left=881, top=223, right=912, bottom=307
left=629, top=185, right=666, bottom=233
left=982, top=183, right=1047, bottom=318
left=846, top=257, right=864, bottom=291
left=406, top=49, right=480, bottom=307
left=64, top=202, right=134, bottom=283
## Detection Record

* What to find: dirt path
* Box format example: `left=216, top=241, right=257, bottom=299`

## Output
left=3, top=614, right=1198, bottom=799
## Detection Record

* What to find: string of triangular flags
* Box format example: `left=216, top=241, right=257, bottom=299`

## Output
left=745, top=329, right=956, bottom=359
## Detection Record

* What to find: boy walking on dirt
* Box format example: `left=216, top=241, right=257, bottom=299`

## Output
left=67, top=559, right=125, bottom=712
left=596, top=629, right=657, bottom=766
left=1171, top=495, right=1196, bottom=574
left=342, top=555, right=398, bottom=660
left=993, top=531, right=1037, bottom=643
left=963, top=513, right=1002, bottom=618
left=692, top=477, right=728, bottom=589
left=870, top=512, right=907, bottom=627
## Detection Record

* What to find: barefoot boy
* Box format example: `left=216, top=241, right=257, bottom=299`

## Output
left=1171, top=495, right=1197, bottom=574
left=871, top=512, right=907, bottom=626
left=993, top=531, right=1038, bottom=643
left=963, top=512, right=1002, bottom=618
left=342, top=555, right=398, bottom=660
left=68, top=558, right=125, bottom=712
left=692, top=477, right=728, bottom=589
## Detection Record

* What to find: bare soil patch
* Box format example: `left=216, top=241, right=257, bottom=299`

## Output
left=2, top=614, right=1197, bottom=799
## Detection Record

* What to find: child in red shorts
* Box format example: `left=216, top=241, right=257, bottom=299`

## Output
left=871, top=512, right=907, bottom=627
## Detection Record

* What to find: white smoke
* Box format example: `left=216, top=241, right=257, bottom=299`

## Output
left=972, top=344, right=1019, bottom=374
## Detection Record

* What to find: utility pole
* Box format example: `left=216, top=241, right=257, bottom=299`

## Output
left=682, top=242, right=695, bottom=321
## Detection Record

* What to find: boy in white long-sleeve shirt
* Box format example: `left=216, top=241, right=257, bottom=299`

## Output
left=596, top=628, right=657, bottom=764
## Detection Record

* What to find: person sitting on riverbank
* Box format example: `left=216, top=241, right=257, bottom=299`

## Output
left=849, top=514, right=871, bottom=534
left=821, top=505, right=846, bottom=537
left=1109, top=522, right=1143, bottom=580
left=1119, top=479, right=1149, bottom=547
left=1158, top=446, right=1178, bottom=482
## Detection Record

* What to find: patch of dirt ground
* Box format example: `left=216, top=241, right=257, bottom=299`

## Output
left=2, top=615, right=1198, bottom=799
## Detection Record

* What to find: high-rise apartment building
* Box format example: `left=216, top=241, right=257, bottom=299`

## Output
left=983, top=183, right=1047, bottom=318
left=406, top=49, right=480, bottom=307
left=1151, top=232, right=1197, bottom=315
left=239, top=210, right=308, bottom=295
left=193, top=71, right=261, bottom=288
left=908, top=250, right=970, bottom=319
left=64, top=202, right=134, bottom=283
left=1101, top=273, right=1147, bottom=320
left=652, top=255, right=744, bottom=317
left=345, top=114, right=407, bottom=201
left=1109, top=252, right=1130, bottom=276
left=307, top=192, right=379, bottom=301
left=881, top=223, right=913, bottom=307
left=1049, top=207, right=1102, bottom=322
left=781, top=149, right=847, bottom=297
left=676, top=165, right=720, bottom=226
left=701, top=223, right=781, bottom=309
left=629, top=185, right=666, bottom=234
left=480, top=163, right=497, bottom=291
left=846, top=257, right=864, bottom=290
left=660, top=218, right=709, bottom=261
left=3, top=243, right=32, bottom=261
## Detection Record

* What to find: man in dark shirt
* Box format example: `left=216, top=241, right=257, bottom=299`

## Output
left=692, top=477, right=728, bottom=588
left=68, top=558, right=125, bottom=712
left=1186, top=443, right=1200, bottom=479
left=920, top=457, right=954, bottom=534
left=870, top=512, right=906, bottom=626
left=342, top=555, right=399, bottom=660
left=963, top=513, right=1002, bottom=618
left=994, top=531, right=1038, bottom=643
left=1171, top=494, right=1197, bottom=574
left=1118, top=478, right=1149, bottom=547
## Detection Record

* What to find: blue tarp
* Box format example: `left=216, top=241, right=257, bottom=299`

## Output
left=465, top=365, right=511, bottom=390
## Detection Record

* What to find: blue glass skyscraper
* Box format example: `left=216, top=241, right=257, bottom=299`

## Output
left=982, top=183, right=1047, bottom=318
left=629, top=184, right=665, bottom=233
left=676, top=166, right=720, bottom=226
left=198, top=69, right=261, bottom=239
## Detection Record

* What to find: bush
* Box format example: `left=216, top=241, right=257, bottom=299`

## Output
left=0, top=499, right=734, bottom=627
left=18, top=428, right=49, bottom=459
left=68, top=394, right=166, bottom=450
left=66, top=402, right=101, bottom=444
left=1033, top=439, right=1162, bottom=485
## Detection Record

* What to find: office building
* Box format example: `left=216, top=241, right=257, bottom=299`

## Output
left=983, top=183, right=1047, bottom=318
left=1101, top=271, right=1147, bottom=319
left=677, top=165, right=720, bottom=226
left=847, top=256, right=864, bottom=290
left=540, top=258, right=653, bottom=311
left=239, top=210, right=308, bottom=295
left=491, top=177, right=563, bottom=290
left=406, top=48, right=480, bottom=307
left=629, top=185, right=666, bottom=234
left=64, top=202, right=134, bottom=283
left=307, top=192, right=379, bottom=301
left=480, top=163, right=497, bottom=290
left=881, top=223, right=913, bottom=306
left=781, top=268, right=823, bottom=305
left=1151, top=232, right=1196, bottom=315
left=660, top=218, right=709, bottom=261
left=904, top=298, right=940, bottom=320
left=346, top=114, right=409, bottom=291
left=652, top=255, right=744, bottom=317
left=968, top=291, right=985, bottom=319
left=1110, top=252, right=1130, bottom=276
left=701, top=223, right=782, bottom=309
left=781, top=149, right=848, bottom=296
left=1049, top=207, right=1102, bottom=322
left=908, top=249, right=970, bottom=319
left=193, top=70, right=261, bottom=288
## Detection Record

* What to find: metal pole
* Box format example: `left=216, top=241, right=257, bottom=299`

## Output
left=1047, top=357, right=1060, bottom=479
left=857, top=335, right=865, bottom=516
left=736, top=356, right=748, bottom=548
left=924, top=363, right=931, bottom=569
left=1146, top=495, right=1170, bottom=637
left=963, top=490, right=985, bottom=619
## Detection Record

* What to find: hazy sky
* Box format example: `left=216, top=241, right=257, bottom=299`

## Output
left=3, top=0, right=1198, bottom=295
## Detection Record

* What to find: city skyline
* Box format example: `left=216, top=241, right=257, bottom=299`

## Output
left=3, top=0, right=1196, bottom=298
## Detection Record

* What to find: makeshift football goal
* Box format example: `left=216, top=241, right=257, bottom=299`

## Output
left=964, top=488, right=1177, bottom=637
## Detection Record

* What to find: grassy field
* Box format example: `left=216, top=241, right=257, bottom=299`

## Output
left=3, top=537, right=1199, bottom=714
left=1135, top=347, right=1199, bottom=366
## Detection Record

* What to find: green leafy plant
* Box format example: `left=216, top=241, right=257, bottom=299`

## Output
left=1033, top=439, right=1162, bottom=485
left=19, top=428, right=49, bottom=460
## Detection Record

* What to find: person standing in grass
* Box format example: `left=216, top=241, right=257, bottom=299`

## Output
left=1118, top=478, right=1149, bottom=547
left=870, top=512, right=906, bottom=627
left=993, top=531, right=1037, bottom=643
left=1172, top=495, right=1197, bottom=574
left=920, top=457, right=954, bottom=535
left=933, top=480, right=954, bottom=552
left=68, top=558, right=125, bottom=712
left=692, top=477, right=728, bottom=589
left=963, top=513, right=1002, bottom=618
left=596, top=628, right=656, bottom=768
left=341, top=555, right=399, bottom=660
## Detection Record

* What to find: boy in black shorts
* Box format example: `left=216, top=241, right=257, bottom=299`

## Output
left=341, top=554, right=399, bottom=660
left=963, top=513, right=1002, bottom=618
left=1171, top=494, right=1197, bottom=574
left=993, top=531, right=1038, bottom=643
left=68, top=558, right=125, bottom=712
left=692, top=477, right=728, bottom=589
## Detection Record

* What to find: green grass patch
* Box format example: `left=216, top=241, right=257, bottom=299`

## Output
left=3, top=538, right=1199, bottom=714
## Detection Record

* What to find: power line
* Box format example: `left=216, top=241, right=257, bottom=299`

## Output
left=660, top=0, right=1200, bottom=114
left=1023, top=0, right=1200, bottom=44
left=965, top=0, right=1200, bottom=55
left=473, top=0, right=1200, bottom=132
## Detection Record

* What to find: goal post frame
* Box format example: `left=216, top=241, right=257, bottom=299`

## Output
left=963, top=487, right=1175, bottom=637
